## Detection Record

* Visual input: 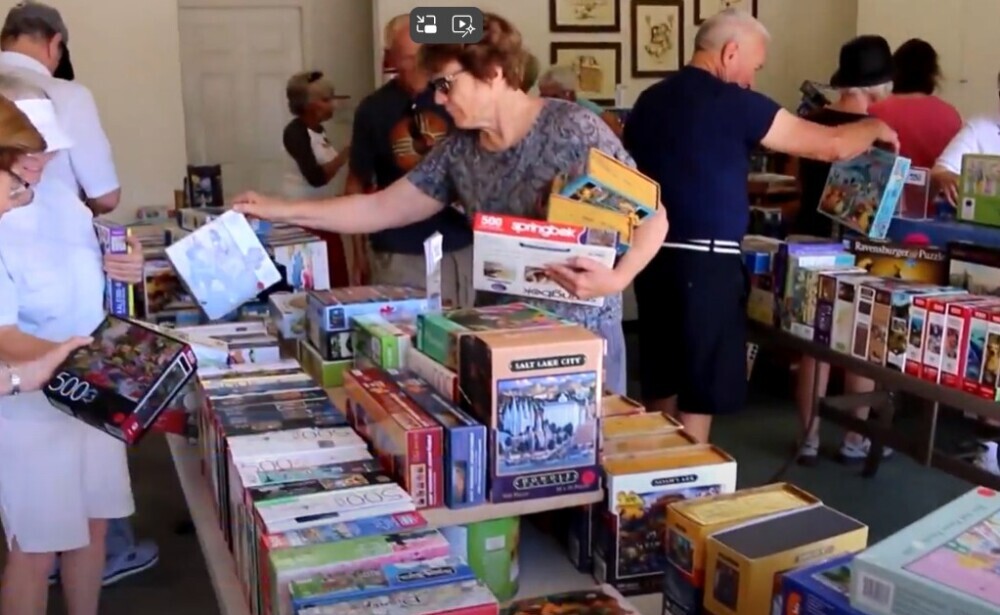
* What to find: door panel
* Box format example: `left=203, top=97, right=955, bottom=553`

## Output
left=179, top=6, right=304, bottom=198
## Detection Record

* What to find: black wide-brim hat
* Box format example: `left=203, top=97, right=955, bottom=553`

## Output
left=830, top=35, right=893, bottom=88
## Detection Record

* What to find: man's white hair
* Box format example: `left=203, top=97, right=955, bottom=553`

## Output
left=694, top=8, right=770, bottom=52
left=384, top=14, right=409, bottom=49
left=538, top=66, right=577, bottom=92
left=0, top=72, right=47, bottom=101
left=840, top=82, right=893, bottom=101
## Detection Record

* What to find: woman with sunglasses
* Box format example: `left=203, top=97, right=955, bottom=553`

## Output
left=283, top=70, right=352, bottom=287
left=0, top=95, right=91, bottom=397
left=0, top=78, right=139, bottom=615
left=236, top=13, right=668, bottom=395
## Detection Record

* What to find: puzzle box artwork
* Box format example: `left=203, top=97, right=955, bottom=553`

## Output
left=817, top=149, right=911, bottom=239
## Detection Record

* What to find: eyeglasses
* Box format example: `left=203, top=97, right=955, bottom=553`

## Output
left=429, top=70, right=465, bottom=95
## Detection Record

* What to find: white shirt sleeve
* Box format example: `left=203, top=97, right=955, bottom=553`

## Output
left=935, top=118, right=991, bottom=174
left=0, top=255, right=18, bottom=328
left=63, top=84, right=120, bottom=199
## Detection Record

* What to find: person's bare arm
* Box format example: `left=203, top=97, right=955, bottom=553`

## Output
left=614, top=206, right=667, bottom=287
left=931, top=166, right=960, bottom=205
left=87, top=187, right=121, bottom=214
left=0, top=336, right=92, bottom=394
left=234, top=177, right=445, bottom=235
left=760, top=109, right=899, bottom=163
left=320, top=147, right=351, bottom=182
left=0, top=326, right=58, bottom=363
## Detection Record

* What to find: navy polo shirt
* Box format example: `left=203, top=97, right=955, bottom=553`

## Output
left=623, top=66, right=782, bottom=243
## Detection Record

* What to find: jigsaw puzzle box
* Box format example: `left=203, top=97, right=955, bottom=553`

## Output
left=93, top=219, right=135, bottom=317
left=662, top=483, right=820, bottom=615
left=457, top=326, right=604, bottom=503
left=781, top=554, right=864, bottom=615
left=556, top=147, right=661, bottom=222
left=959, top=153, right=1000, bottom=228
left=594, top=445, right=737, bottom=596
left=547, top=193, right=634, bottom=254
left=817, top=149, right=910, bottom=239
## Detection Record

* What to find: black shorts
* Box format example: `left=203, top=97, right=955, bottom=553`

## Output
left=634, top=246, right=749, bottom=415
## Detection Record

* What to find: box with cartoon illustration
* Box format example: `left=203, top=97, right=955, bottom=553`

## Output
left=269, top=235, right=330, bottom=291
left=547, top=193, right=634, bottom=255
left=703, top=505, right=868, bottom=615
left=593, top=446, right=736, bottom=596
left=556, top=147, right=661, bottom=223
left=781, top=554, right=864, bottom=615
left=850, top=488, right=1000, bottom=615
left=959, top=154, right=1000, bottom=228
left=817, top=149, right=911, bottom=239
left=457, top=326, right=604, bottom=503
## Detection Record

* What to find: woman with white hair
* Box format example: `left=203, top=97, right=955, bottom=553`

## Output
left=0, top=75, right=139, bottom=615
left=537, top=65, right=605, bottom=116
left=791, top=35, right=893, bottom=466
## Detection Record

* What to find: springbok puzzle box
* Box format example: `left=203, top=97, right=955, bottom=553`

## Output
left=457, top=326, right=604, bottom=503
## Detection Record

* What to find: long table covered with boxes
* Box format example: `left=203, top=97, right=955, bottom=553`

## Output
left=743, top=233, right=1000, bottom=488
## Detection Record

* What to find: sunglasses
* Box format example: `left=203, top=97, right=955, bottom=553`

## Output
left=429, top=70, right=465, bottom=95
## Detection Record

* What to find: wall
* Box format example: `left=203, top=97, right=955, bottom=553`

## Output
left=372, top=0, right=858, bottom=108
left=26, top=0, right=188, bottom=220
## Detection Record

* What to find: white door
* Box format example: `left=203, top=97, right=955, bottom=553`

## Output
left=178, top=5, right=304, bottom=199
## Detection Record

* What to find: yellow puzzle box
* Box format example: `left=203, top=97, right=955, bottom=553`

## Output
left=662, top=483, right=821, bottom=615
left=547, top=193, right=635, bottom=254
left=556, top=148, right=661, bottom=224
left=703, top=505, right=868, bottom=615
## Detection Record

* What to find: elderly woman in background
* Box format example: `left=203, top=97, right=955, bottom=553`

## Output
left=0, top=75, right=139, bottom=615
left=0, top=95, right=89, bottom=397
left=870, top=39, right=962, bottom=170
left=283, top=70, right=352, bottom=287
left=538, top=65, right=605, bottom=116
left=235, top=12, right=668, bottom=395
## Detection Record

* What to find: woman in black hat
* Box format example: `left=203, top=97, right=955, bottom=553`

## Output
left=791, top=35, right=894, bottom=467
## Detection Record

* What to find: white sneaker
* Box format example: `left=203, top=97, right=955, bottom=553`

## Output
left=838, top=439, right=893, bottom=464
left=974, top=441, right=1000, bottom=476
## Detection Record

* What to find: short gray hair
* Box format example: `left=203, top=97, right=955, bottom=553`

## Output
left=694, top=8, right=770, bottom=52
left=840, top=82, right=893, bottom=101
left=538, top=66, right=576, bottom=92
left=0, top=72, right=47, bottom=101
left=384, top=14, right=409, bottom=49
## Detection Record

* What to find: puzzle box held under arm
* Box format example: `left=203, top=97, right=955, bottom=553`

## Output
left=472, top=213, right=618, bottom=307
left=556, top=147, right=661, bottom=223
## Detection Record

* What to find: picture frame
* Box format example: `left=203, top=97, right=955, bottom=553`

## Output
left=630, top=0, right=684, bottom=78
left=694, top=0, right=758, bottom=24
left=549, top=0, right=621, bottom=33
left=550, top=42, right=622, bottom=105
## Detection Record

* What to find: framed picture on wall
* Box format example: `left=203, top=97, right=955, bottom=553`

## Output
left=549, top=0, right=621, bottom=32
left=631, top=0, right=684, bottom=78
left=550, top=42, right=622, bottom=105
left=695, top=0, right=758, bottom=24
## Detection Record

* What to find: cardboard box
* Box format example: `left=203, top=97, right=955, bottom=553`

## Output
left=899, top=166, right=931, bottom=220
left=602, top=432, right=696, bottom=461
left=847, top=239, right=948, bottom=284
left=662, top=483, right=821, bottom=615
left=601, top=394, right=645, bottom=418
left=44, top=316, right=197, bottom=444
left=872, top=284, right=964, bottom=371
left=817, top=149, right=911, bottom=239
left=177, top=321, right=281, bottom=365
left=268, top=292, right=307, bottom=340
left=505, top=585, right=641, bottom=615
left=299, top=578, right=498, bottom=615
left=741, top=235, right=782, bottom=275
left=948, top=242, right=1000, bottom=295
left=941, top=298, right=1000, bottom=388
left=595, top=446, right=737, bottom=596
left=405, top=347, right=458, bottom=403
left=547, top=193, right=634, bottom=254
left=343, top=369, right=444, bottom=509
left=959, top=153, right=1000, bottom=228
left=781, top=554, right=864, bottom=615
left=457, top=326, right=604, bottom=503
left=556, top=147, right=661, bottom=222
left=417, top=303, right=569, bottom=370
left=471, top=213, right=617, bottom=306
left=922, top=296, right=996, bottom=383
left=747, top=274, right=777, bottom=327
left=703, top=505, right=868, bottom=615
left=93, top=220, right=135, bottom=317
left=386, top=369, right=487, bottom=509
left=306, top=285, right=429, bottom=344
left=268, top=235, right=330, bottom=291
left=299, top=338, right=351, bottom=388
left=962, top=305, right=1000, bottom=398
left=849, top=487, right=1000, bottom=615
left=602, top=413, right=682, bottom=441
left=352, top=314, right=412, bottom=370
left=773, top=239, right=848, bottom=299
left=785, top=265, right=864, bottom=340
left=816, top=272, right=867, bottom=347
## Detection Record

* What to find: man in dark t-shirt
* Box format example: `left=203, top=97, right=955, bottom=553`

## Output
left=346, top=15, right=473, bottom=306
left=623, top=8, right=898, bottom=443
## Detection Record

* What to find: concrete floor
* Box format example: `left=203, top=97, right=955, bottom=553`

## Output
left=40, top=341, right=974, bottom=614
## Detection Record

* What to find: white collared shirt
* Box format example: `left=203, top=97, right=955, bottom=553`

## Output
left=935, top=115, right=1000, bottom=174
left=0, top=51, right=119, bottom=200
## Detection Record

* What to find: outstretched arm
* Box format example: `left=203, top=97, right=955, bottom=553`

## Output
left=233, top=177, right=445, bottom=235
left=761, top=109, right=899, bottom=163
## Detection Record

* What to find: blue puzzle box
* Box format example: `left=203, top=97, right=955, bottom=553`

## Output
left=289, top=555, right=476, bottom=611
left=781, top=554, right=864, bottom=615
left=386, top=369, right=487, bottom=509
left=93, top=220, right=134, bottom=317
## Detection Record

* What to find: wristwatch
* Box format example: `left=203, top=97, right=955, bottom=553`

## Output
left=1, top=363, right=19, bottom=396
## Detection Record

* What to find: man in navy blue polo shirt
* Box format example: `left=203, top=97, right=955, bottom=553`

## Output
left=624, top=8, right=898, bottom=442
